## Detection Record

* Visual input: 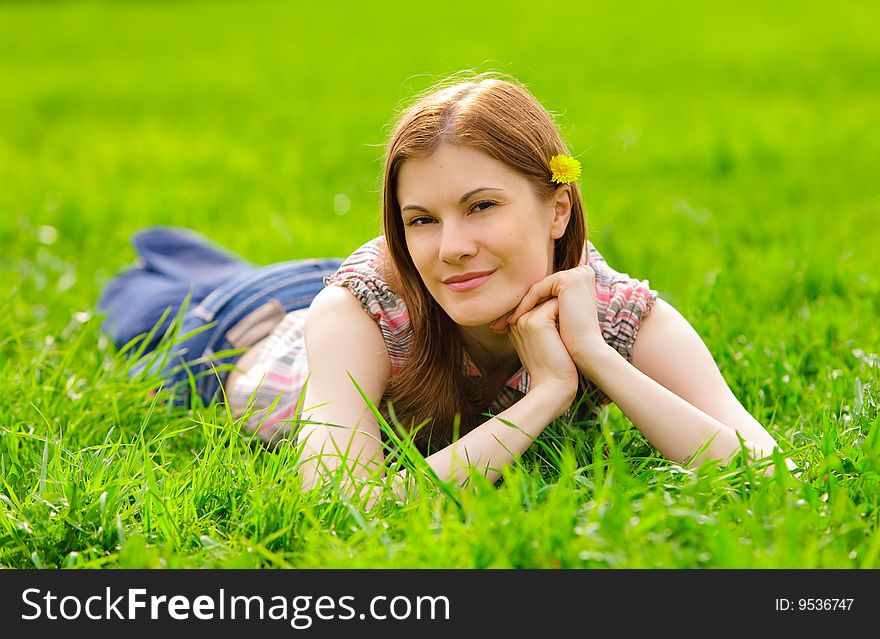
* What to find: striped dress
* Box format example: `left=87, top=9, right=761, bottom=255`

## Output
left=226, top=236, right=659, bottom=442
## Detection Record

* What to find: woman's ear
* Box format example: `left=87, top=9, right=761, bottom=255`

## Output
left=549, top=185, right=573, bottom=239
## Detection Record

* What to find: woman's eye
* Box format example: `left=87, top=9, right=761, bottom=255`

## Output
left=406, top=202, right=494, bottom=226
left=470, top=200, right=496, bottom=213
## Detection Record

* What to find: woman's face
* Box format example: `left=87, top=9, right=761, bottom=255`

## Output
left=397, top=144, right=571, bottom=328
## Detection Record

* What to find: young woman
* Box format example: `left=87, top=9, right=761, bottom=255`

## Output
left=99, top=73, right=796, bottom=501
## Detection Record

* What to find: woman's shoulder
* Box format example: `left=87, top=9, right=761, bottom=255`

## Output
left=583, top=239, right=660, bottom=362
left=321, top=236, right=410, bottom=369
left=322, top=236, right=394, bottom=290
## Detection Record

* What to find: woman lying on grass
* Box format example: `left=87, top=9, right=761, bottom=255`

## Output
left=99, top=72, right=797, bottom=505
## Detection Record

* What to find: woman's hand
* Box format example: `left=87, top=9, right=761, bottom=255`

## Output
left=495, top=265, right=607, bottom=369
left=506, top=298, right=579, bottom=416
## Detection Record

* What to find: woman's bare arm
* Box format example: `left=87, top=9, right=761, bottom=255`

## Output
left=419, top=297, right=578, bottom=487
left=415, top=386, right=569, bottom=487
left=297, top=285, right=391, bottom=491
left=584, top=298, right=797, bottom=476
left=500, top=265, right=796, bottom=478
left=299, top=288, right=575, bottom=501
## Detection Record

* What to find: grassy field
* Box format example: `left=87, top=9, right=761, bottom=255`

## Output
left=1, top=0, right=879, bottom=568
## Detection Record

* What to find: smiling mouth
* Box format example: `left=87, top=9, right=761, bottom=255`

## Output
left=443, top=271, right=495, bottom=292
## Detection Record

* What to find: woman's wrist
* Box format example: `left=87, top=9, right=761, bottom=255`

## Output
left=526, top=380, right=577, bottom=420
left=572, top=340, right=620, bottom=379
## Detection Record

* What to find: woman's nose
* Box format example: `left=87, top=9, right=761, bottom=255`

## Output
left=438, top=219, right=478, bottom=264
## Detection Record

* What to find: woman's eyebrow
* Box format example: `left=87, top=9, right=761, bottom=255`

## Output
left=458, top=186, right=504, bottom=202
left=401, top=187, right=504, bottom=213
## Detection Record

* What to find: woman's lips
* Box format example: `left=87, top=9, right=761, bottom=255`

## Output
left=443, top=271, right=495, bottom=292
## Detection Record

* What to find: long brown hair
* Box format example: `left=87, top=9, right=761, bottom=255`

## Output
left=380, top=72, right=587, bottom=453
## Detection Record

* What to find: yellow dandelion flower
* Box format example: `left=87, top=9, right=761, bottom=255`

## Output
left=548, top=154, right=582, bottom=184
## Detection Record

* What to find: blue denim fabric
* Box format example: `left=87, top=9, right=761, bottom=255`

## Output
left=97, top=227, right=343, bottom=407
left=98, top=227, right=255, bottom=353
left=155, top=257, right=343, bottom=406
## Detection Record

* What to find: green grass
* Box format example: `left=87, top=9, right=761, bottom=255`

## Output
left=1, top=0, right=879, bottom=568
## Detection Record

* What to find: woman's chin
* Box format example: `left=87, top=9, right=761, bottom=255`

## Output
left=444, top=307, right=511, bottom=329
left=437, top=295, right=517, bottom=329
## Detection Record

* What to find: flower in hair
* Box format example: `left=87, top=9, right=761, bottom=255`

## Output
left=548, top=154, right=582, bottom=184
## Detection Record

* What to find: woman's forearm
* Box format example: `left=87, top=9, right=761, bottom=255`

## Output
left=312, top=388, right=568, bottom=509
left=352, top=388, right=565, bottom=509
left=409, top=386, right=569, bottom=488
left=576, top=344, right=790, bottom=473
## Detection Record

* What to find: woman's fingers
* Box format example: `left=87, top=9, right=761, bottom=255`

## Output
left=535, top=296, right=559, bottom=320
left=492, top=266, right=596, bottom=332
left=511, top=298, right=560, bottom=336
left=489, top=290, right=548, bottom=332
left=506, top=276, right=559, bottom=326
left=507, top=297, right=578, bottom=401
left=509, top=266, right=597, bottom=325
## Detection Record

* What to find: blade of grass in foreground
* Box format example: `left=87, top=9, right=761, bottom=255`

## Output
left=347, top=372, right=463, bottom=512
